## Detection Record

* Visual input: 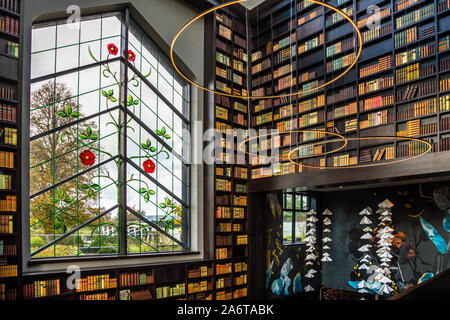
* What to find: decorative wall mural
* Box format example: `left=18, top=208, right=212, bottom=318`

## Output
left=321, top=182, right=450, bottom=296
left=265, top=193, right=319, bottom=298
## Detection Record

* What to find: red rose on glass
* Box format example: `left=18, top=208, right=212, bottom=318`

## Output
left=107, top=43, right=118, bottom=56
left=79, top=150, right=96, bottom=166
left=143, top=159, right=156, bottom=174
left=127, top=50, right=136, bottom=62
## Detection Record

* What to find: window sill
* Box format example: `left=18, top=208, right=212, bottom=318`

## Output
left=27, top=250, right=201, bottom=267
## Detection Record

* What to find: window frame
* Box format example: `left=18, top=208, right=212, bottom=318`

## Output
left=282, top=189, right=311, bottom=245
left=26, top=7, right=193, bottom=262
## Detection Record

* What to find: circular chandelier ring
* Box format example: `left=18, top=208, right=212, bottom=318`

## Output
left=237, top=130, right=348, bottom=158
left=288, top=136, right=433, bottom=169
left=169, top=0, right=363, bottom=100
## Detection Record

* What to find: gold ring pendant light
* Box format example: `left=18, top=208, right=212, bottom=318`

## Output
left=288, top=136, right=432, bottom=169
left=238, top=130, right=348, bottom=159
left=170, top=0, right=363, bottom=100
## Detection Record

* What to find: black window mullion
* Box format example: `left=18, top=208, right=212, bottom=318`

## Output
left=119, top=7, right=130, bottom=256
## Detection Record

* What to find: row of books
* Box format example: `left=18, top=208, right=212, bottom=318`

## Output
left=360, top=56, right=391, bottom=78
left=216, top=234, right=232, bottom=246
left=274, top=45, right=296, bottom=64
left=0, top=240, right=15, bottom=255
left=156, top=283, right=185, bottom=299
left=216, top=206, right=245, bottom=219
left=395, top=62, right=434, bottom=84
left=397, top=138, right=436, bottom=157
left=188, top=280, right=212, bottom=294
left=119, top=272, right=154, bottom=287
left=0, top=174, right=12, bottom=190
left=326, top=37, right=354, bottom=58
left=233, top=48, right=247, bottom=62
left=438, top=0, right=450, bottom=12
left=251, top=111, right=272, bottom=126
left=0, top=0, right=19, bottom=13
left=345, top=119, right=358, bottom=132
left=3, top=127, right=17, bottom=145
left=298, top=6, right=322, bottom=27
left=0, top=264, right=16, bottom=277
left=360, top=146, right=395, bottom=163
left=0, top=104, right=16, bottom=122
left=359, top=76, right=393, bottom=95
left=359, top=109, right=392, bottom=129
left=326, top=52, right=355, bottom=73
left=80, top=293, right=114, bottom=300
left=359, top=95, right=394, bottom=112
left=358, top=7, right=391, bottom=28
left=75, top=274, right=117, bottom=292
left=218, top=24, right=231, bottom=41
left=251, top=42, right=272, bottom=63
left=0, top=284, right=16, bottom=300
left=216, top=178, right=232, bottom=192
left=395, top=0, right=420, bottom=11
left=216, top=12, right=232, bottom=29
left=327, top=86, right=356, bottom=104
left=298, top=34, right=323, bottom=55
left=23, top=280, right=61, bottom=299
left=0, top=14, right=18, bottom=35
left=188, top=266, right=213, bottom=279
left=0, top=87, right=14, bottom=101
left=235, top=183, right=247, bottom=193
left=275, top=74, right=296, bottom=92
left=120, top=289, right=154, bottom=300
left=299, top=111, right=324, bottom=128
left=439, top=35, right=450, bottom=52
left=395, top=3, right=435, bottom=29
left=396, top=79, right=436, bottom=102
left=440, top=77, right=450, bottom=91
left=397, top=119, right=421, bottom=137
left=395, top=43, right=436, bottom=66
left=236, top=234, right=248, bottom=245
left=252, top=72, right=272, bottom=87
left=251, top=58, right=271, bottom=75
left=397, top=97, right=437, bottom=121
left=298, top=95, right=325, bottom=113
left=327, top=154, right=358, bottom=167
left=0, top=195, right=15, bottom=211
left=325, top=6, right=353, bottom=27
left=395, top=26, right=417, bottom=48
left=235, top=274, right=247, bottom=286
left=442, top=136, right=450, bottom=151
left=327, top=102, right=357, bottom=120
left=4, top=40, right=18, bottom=57
left=216, top=276, right=232, bottom=289
left=362, top=23, right=392, bottom=43
left=0, top=151, right=13, bottom=168
left=0, top=215, right=12, bottom=233
left=441, top=117, right=450, bottom=132
left=440, top=57, right=450, bottom=72
left=273, top=33, right=296, bottom=52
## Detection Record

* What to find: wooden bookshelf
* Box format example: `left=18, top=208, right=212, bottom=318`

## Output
left=0, top=0, right=19, bottom=301
left=246, top=0, right=449, bottom=179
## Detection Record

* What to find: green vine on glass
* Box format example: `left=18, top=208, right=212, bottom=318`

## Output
left=43, top=43, right=180, bottom=245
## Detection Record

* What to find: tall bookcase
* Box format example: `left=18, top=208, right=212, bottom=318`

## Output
left=0, top=0, right=20, bottom=301
left=209, top=8, right=250, bottom=300
left=248, top=0, right=450, bottom=179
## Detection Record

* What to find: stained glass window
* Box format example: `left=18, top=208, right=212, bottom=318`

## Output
left=29, top=11, right=190, bottom=258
